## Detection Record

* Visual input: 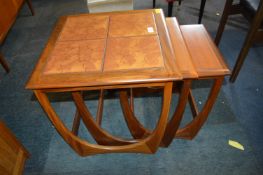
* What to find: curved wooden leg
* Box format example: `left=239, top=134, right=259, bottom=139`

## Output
left=175, top=77, right=224, bottom=139
left=72, top=91, right=138, bottom=146
left=230, top=0, right=263, bottom=82
left=188, top=90, right=199, bottom=117
left=34, top=82, right=173, bottom=156
left=214, top=0, right=234, bottom=45
left=72, top=110, right=81, bottom=135
left=129, top=89, right=134, bottom=112
left=120, top=90, right=151, bottom=139
left=161, top=80, right=191, bottom=147
left=142, top=82, right=173, bottom=152
left=72, top=90, right=104, bottom=135
left=34, top=90, right=148, bottom=156
left=120, top=80, right=191, bottom=147
left=96, top=89, right=104, bottom=125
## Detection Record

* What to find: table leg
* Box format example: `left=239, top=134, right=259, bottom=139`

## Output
left=214, top=0, right=235, bottom=45
left=161, top=80, right=191, bottom=147
left=230, top=1, right=263, bottom=82
left=120, top=80, right=191, bottom=147
left=72, top=90, right=104, bottom=135
left=72, top=91, right=136, bottom=146
left=198, top=0, right=206, bottom=24
left=120, top=90, right=151, bottom=139
left=188, top=90, right=199, bottom=117
left=72, top=110, right=81, bottom=135
left=129, top=88, right=134, bottom=112
left=34, top=82, right=173, bottom=156
left=175, top=77, right=224, bottom=139
left=96, top=89, right=104, bottom=125
left=168, top=2, right=174, bottom=17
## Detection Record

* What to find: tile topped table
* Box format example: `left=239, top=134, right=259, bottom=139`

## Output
left=26, top=9, right=230, bottom=156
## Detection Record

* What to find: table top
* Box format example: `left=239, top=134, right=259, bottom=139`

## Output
left=26, top=9, right=182, bottom=90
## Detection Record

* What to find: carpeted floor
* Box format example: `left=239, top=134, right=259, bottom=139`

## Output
left=0, top=0, right=262, bottom=174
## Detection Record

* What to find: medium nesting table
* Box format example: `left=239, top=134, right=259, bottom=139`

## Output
left=26, top=9, right=230, bottom=156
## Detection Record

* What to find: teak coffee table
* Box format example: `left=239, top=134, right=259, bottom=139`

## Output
left=26, top=9, right=230, bottom=156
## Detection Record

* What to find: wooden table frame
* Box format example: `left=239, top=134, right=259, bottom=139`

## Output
left=26, top=10, right=230, bottom=156
left=118, top=76, right=224, bottom=147
left=174, top=77, right=224, bottom=140
left=34, top=82, right=179, bottom=156
left=33, top=76, right=223, bottom=156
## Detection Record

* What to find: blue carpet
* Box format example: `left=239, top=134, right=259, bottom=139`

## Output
left=0, top=0, right=262, bottom=174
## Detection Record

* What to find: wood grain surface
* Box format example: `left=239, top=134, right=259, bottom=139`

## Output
left=180, top=24, right=230, bottom=77
left=26, top=9, right=181, bottom=90
left=44, top=39, right=105, bottom=74
left=108, top=12, right=157, bottom=37
left=0, top=121, right=30, bottom=175
left=165, top=18, right=198, bottom=79
left=58, top=15, right=109, bottom=41
left=104, top=36, right=163, bottom=71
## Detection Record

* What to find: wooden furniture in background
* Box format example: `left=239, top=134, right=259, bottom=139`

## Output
left=215, top=0, right=263, bottom=82
left=0, top=121, right=30, bottom=175
left=26, top=9, right=229, bottom=156
left=152, top=0, right=207, bottom=23
left=0, top=0, right=34, bottom=73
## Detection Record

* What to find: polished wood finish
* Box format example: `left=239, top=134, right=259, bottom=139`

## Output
left=104, top=36, right=164, bottom=71
left=166, top=18, right=197, bottom=78
left=172, top=22, right=230, bottom=139
left=180, top=24, right=230, bottom=77
left=119, top=19, right=231, bottom=143
left=109, top=13, right=157, bottom=37
left=26, top=10, right=230, bottom=156
left=58, top=15, right=108, bottom=41
left=0, top=121, right=30, bottom=175
left=28, top=10, right=179, bottom=156
left=34, top=82, right=173, bottom=156
left=26, top=10, right=181, bottom=90
left=175, top=78, right=224, bottom=139
left=72, top=111, right=81, bottom=135
left=188, top=90, right=199, bottom=117
left=44, top=39, right=105, bottom=74
left=215, top=0, right=263, bottom=82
